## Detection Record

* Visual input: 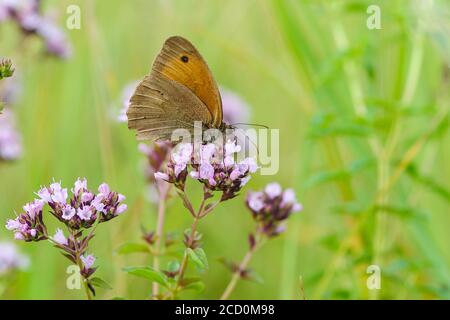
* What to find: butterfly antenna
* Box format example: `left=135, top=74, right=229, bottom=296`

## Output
left=232, top=126, right=260, bottom=156
left=232, top=122, right=270, bottom=130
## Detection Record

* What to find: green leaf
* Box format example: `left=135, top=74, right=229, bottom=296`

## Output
left=89, top=277, right=113, bottom=290
left=408, top=217, right=450, bottom=298
left=116, top=243, right=149, bottom=255
left=182, top=279, right=205, bottom=293
left=376, top=204, right=427, bottom=220
left=123, top=266, right=168, bottom=287
left=405, top=164, right=450, bottom=203
left=186, top=248, right=207, bottom=270
left=194, top=248, right=208, bottom=269
left=243, top=269, right=264, bottom=284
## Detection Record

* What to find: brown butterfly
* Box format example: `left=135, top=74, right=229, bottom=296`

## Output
left=127, top=36, right=229, bottom=141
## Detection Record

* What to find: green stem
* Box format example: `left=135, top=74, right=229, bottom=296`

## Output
left=152, top=184, right=170, bottom=298
left=168, top=194, right=208, bottom=299
left=220, top=232, right=265, bottom=300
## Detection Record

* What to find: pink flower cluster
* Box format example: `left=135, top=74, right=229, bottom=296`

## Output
left=5, top=178, right=127, bottom=284
left=5, top=179, right=127, bottom=240
left=0, top=0, right=71, bottom=58
left=155, top=141, right=257, bottom=200
left=5, top=199, right=45, bottom=241
left=38, top=178, right=127, bottom=228
left=246, top=183, right=302, bottom=237
left=0, top=241, right=29, bottom=275
left=0, top=108, right=22, bottom=161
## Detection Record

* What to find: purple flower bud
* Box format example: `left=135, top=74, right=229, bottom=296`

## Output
left=14, top=232, right=24, bottom=240
left=51, top=228, right=68, bottom=246
left=155, top=172, right=169, bottom=181
left=29, top=229, right=37, bottom=237
left=91, top=195, right=105, bottom=213
left=73, top=178, right=87, bottom=196
left=81, top=192, right=94, bottom=203
left=247, top=192, right=264, bottom=212
left=116, top=204, right=127, bottom=215
left=5, top=218, right=21, bottom=231
left=81, top=254, right=95, bottom=269
left=77, top=206, right=93, bottom=221
left=50, top=183, right=68, bottom=204
left=23, top=200, right=44, bottom=219
left=98, top=183, right=110, bottom=196
left=264, top=183, right=282, bottom=199
left=37, top=186, right=52, bottom=203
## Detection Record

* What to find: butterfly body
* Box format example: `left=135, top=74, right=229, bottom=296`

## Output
left=127, top=36, right=228, bottom=141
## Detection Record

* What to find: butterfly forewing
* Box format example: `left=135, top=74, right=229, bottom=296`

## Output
left=153, top=36, right=223, bottom=127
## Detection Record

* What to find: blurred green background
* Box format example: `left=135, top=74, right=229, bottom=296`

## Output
left=1, top=0, right=449, bottom=299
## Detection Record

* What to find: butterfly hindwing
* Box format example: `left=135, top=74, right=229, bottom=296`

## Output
left=127, top=74, right=212, bottom=141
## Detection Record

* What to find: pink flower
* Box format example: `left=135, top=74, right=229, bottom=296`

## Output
left=14, top=232, right=24, bottom=240
left=116, top=204, right=128, bottom=215
left=61, top=205, right=76, bottom=220
left=225, top=140, right=241, bottom=156
left=239, top=157, right=258, bottom=173
left=50, top=182, right=68, bottom=204
left=29, top=229, right=36, bottom=237
left=5, top=218, right=21, bottom=231
left=37, top=19, right=72, bottom=59
left=37, top=186, right=52, bottom=203
left=171, top=143, right=193, bottom=177
left=247, top=192, right=264, bottom=212
left=51, top=229, right=68, bottom=246
left=77, top=206, right=93, bottom=221
left=81, top=254, right=95, bottom=269
left=98, top=183, right=110, bottom=197
left=91, top=196, right=105, bottom=213
left=199, top=162, right=214, bottom=180
left=199, top=143, right=216, bottom=163
left=281, top=189, right=303, bottom=212
left=154, top=172, right=169, bottom=181
left=81, top=192, right=94, bottom=203
left=23, top=200, right=44, bottom=219
left=265, top=183, right=282, bottom=199
left=0, top=0, right=72, bottom=59
left=0, top=242, right=29, bottom=274
left=73, top=178, right=87, bottom=196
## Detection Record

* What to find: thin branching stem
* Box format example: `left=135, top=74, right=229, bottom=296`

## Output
left=152, top=183, right=171, bottom=297
left=220, top=231, right=265, bottom=300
